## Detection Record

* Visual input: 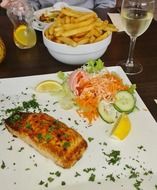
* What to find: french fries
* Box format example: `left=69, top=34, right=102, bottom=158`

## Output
left=44, top=7, right=117, bottom=47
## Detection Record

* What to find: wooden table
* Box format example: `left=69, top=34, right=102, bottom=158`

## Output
left=0, top=10, right=157, bottom=121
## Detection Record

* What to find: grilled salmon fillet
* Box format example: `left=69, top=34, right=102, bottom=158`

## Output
left=5, top=112, right=87, bottom=168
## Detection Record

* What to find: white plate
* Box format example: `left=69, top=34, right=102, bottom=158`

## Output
left=32, top=3, right=92, bottom=31
left=0, top=66, right=157, bottom=190
left=32, top=7, right=57, bottom=31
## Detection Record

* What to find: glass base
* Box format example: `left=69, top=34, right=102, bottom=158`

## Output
left=117, top=61, right=143, bottom=75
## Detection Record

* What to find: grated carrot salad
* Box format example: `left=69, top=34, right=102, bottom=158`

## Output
left=75, top=72, right=129, bottom=123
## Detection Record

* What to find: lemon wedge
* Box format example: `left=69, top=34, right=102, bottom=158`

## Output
left=35, top=80, right=63, bottom=93
left=111, top=113, right=131, bottom=140
left=0, top=37, right=6, bottom=63
left=14, top=25, right=28, bottom=46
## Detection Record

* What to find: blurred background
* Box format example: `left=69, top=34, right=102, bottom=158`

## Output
left=0, top=0, right=156, bottom=19
left=0, top=0, right=6, bottom=15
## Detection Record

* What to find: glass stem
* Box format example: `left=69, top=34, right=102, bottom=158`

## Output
left=126, top=37, right=137, bottom=67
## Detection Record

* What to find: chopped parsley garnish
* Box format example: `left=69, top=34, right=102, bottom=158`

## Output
left=143, top=170, right=153, bottom=176
left=129, top=170, right=139, bottom=179
left=106, top=174, right=116, bottom=182
left=1, top=160, right=6, bottom=169
left=25, top=122, right=32, bottom=129
left=22, top=95, right=40, bottom=111
left=7, top=146, right=13, bottom=150
left=103, top=150, right=121, bottom=165
left=48, top=125, right=55, bottom=132
left=83, top=168, right=96, bottom=173
left=103, top=142, right=107, bottom=146
left=47, top=177, right=54, bottom=182
left=43, top=108, right=49, bottom=112
left=38, top=180, right=45, bottom=185
left=55, top=171, right=61, bottom=177
left=63, top=141, right=71, bottom=149
left=45, top=183, right=48, bottom=187
left=25, top=168, right=30, bottom=171
left=88, top=173, right=96, bottom=182
left=61, top=181, right=66, bottom=186
left=5, top=95, right=41, bottom=118
left=9, top=113, right=21, bottom=123
left=37, top=133, right=43, bottom=141
left=133, top=179, right=143, bottom=190
left=137, top=145, right=144, bottom=150
left=45, top=133, right=52, bottom=142
left=137, top=145, right=146, bottom=151
left=6, top=107, right=23, bottom=116
left=18, top=147, right=24, bottom=152
left=74, top=172, right=81, bottom=177
left=63, top=133, right=69, bottom=138
left=74, top=120, right=79, bottom=125
left=125, top=164, right=132, bottom=169
left=88, top=137, right=94, bottom=142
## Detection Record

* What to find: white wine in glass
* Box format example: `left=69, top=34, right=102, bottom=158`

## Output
left=119, top=0, right=155, bottom=75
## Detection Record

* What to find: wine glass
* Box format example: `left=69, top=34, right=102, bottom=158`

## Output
left=118, top=0, right=155, bottom=75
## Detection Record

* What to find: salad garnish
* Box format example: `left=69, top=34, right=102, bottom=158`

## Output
left=36, top=59, right=137, bottom=125
left=74, top=72, right=129, bottom=123
left=83, top=59, right=105, bottom=73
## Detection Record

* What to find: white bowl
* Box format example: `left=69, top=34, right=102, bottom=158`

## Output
left=42, top=29, right=112, bottom=65
left=42, top=4, right=112, bottom=65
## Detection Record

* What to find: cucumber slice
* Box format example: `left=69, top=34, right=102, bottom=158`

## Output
left=98, top=100, right=118, bottom=124
left=113, top=91, right=135, bottom=113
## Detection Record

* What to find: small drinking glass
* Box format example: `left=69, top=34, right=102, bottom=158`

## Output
left=6, top=0, right=37, bottom=49
left=118, top=0, right=155, bottom=75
